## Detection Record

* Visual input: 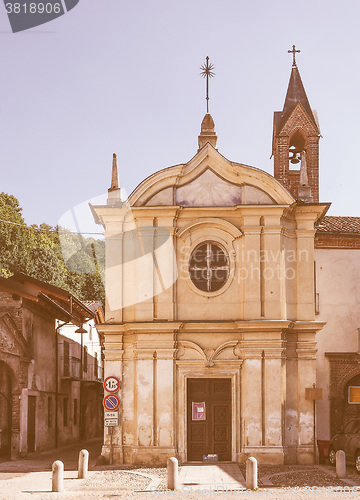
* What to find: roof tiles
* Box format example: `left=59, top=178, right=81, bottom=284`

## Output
left=316, top=216, right=360, bottom=234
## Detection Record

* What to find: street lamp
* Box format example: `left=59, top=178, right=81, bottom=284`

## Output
left=75, top=326, right=87, bottom=376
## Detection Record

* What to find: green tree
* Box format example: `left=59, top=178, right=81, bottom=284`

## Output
left=0, top=193, right=36, bottom=277
left=0, top=193, right=105, bottom=306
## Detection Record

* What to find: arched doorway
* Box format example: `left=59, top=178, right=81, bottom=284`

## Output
left=0, top=362, right=12, bottom=459
left=343, top=374, right=360, bottom=425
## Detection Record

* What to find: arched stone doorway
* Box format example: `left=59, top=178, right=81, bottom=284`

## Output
left=343, top=374, right=360, bottom=424
left=0, top=361, right=12, bottom=459
left=327, top=353, right=360, bottom=436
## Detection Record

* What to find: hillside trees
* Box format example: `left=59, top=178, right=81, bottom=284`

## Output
left=0, top=192, right=105, bottom=304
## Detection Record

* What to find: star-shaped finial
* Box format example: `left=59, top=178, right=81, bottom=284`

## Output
left=200, top=56, right=215, bottom=113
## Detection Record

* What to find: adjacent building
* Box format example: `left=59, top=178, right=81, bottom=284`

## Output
left=0, top=273, right=104, bottom=459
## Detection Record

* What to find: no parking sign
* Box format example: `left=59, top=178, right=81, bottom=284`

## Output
left=103, top=394, right=120, bottom=411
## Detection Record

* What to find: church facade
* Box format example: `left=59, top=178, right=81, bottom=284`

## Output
left=93, top=55, right=360, bottom=465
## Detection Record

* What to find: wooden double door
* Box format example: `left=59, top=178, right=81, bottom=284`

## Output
left=187, top=378, right=232, bottom=461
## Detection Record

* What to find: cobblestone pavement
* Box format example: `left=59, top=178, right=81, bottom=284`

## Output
left=0, top=466, right=360, bottom=500
left=1, top=443, right=360, bottom=500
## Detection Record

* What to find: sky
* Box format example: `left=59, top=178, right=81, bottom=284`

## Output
left=1, top=0, right=360, bottom=228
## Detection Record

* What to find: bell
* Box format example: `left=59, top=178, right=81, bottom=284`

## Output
left=289, top=150, right=300, bottom=164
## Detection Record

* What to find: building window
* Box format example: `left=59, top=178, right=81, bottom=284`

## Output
left=94, top=352, right=98, bottom=380
left=63, top=398, right=69, bottom=426
left=63, top=341, right=70, bottom=377
left=189, top=242, right=229, bottom=292
left=83, top=346, right=88, bottom=373
left=48, top=397, right=52, bottom=428
left=73, top=399, right=78, bottom=425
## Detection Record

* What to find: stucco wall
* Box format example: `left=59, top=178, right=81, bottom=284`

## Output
left=315, top=248, right=360, bottom=440
left=23, top=307, right=57, bottom=453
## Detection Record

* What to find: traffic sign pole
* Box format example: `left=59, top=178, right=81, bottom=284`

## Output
left=109, top=426, right=113, bottom=465
left=103, top=375, right=121, bottom=465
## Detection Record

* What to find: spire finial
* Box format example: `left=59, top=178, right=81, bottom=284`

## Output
left=288, top=44, right=300, bottom=66
left=198, top=113, right=217, bottom=150
left=200, top=56, right=215, bottom=113
left=107, top=153, right=121, bottom=205
left=110, top=153, right=119, bottom=190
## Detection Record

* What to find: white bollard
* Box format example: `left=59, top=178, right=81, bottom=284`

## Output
left=246, top=457, right=258, bottom=490
left=52, top=460, right=64, bottom=492
left=336, top=450, right=346, bottom=478
left=78, top=449, right=89, bottom=479
left=167, top=457, right=179, bottom=490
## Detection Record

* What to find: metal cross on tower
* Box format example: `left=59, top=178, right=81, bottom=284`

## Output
left=288, top=45, right=301, bottom=66
left=200, top=56, right=215, bottom=113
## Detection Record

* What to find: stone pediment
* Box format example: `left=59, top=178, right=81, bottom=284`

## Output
left=130, top=143, right=294, bottom=207
left=148, top=169, right=274, bottom=207
left=0, top=312, right=31, bottom=358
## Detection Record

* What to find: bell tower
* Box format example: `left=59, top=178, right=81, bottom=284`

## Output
left=273, top=46, right=321, bottom=202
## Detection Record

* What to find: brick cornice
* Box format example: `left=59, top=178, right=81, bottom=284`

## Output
left=315, top=233, right=360, bottom=249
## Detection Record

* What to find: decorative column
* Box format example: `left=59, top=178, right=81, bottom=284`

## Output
left=104, top=214, right=126, bottom=323
left=154, top=344, right=177, bottom=458
left=122, top=342, right=135, bottom=464
left=284, top=331, right=298, bottom=464
left=242, top=214, right=261, bottom=320
left=241, top=343, right=262, bottom=449
left=239, top=329, right=286, bottom=464
left=296, top=328, right=317, bottom=464
left=263, top=341, right=285, bottom=449
left=101, top=329, right=124, bottom=464
left=262, top=211, right=286, bottom=320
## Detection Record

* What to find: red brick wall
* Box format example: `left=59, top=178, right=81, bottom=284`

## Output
left=315, top=234, right=360, bottom=249
left=273, top=105, right=320, bottom=202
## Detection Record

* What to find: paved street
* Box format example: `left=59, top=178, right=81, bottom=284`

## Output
left=0, top=439, right=103, bottom=473
left=178, top=463, right=245, bottom=489
left=0, top=441, right=360, bottom=499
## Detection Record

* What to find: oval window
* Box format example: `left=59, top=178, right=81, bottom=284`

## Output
left=189, top=242, right=229, bottom=293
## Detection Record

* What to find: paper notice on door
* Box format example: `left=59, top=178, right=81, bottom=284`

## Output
left=192, top=402, right=206, bottom=420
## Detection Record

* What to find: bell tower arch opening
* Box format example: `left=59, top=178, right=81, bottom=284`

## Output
left=289, top=130, right=306, bottom=170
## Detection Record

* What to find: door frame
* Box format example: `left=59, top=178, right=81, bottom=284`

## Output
left=0, top=364, right=12, bottom=459
left=187, top=377, right=232, bottom=461
left=176, top=362, right=241, bottom=463
left=27, top=395, right=36, bottom=453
